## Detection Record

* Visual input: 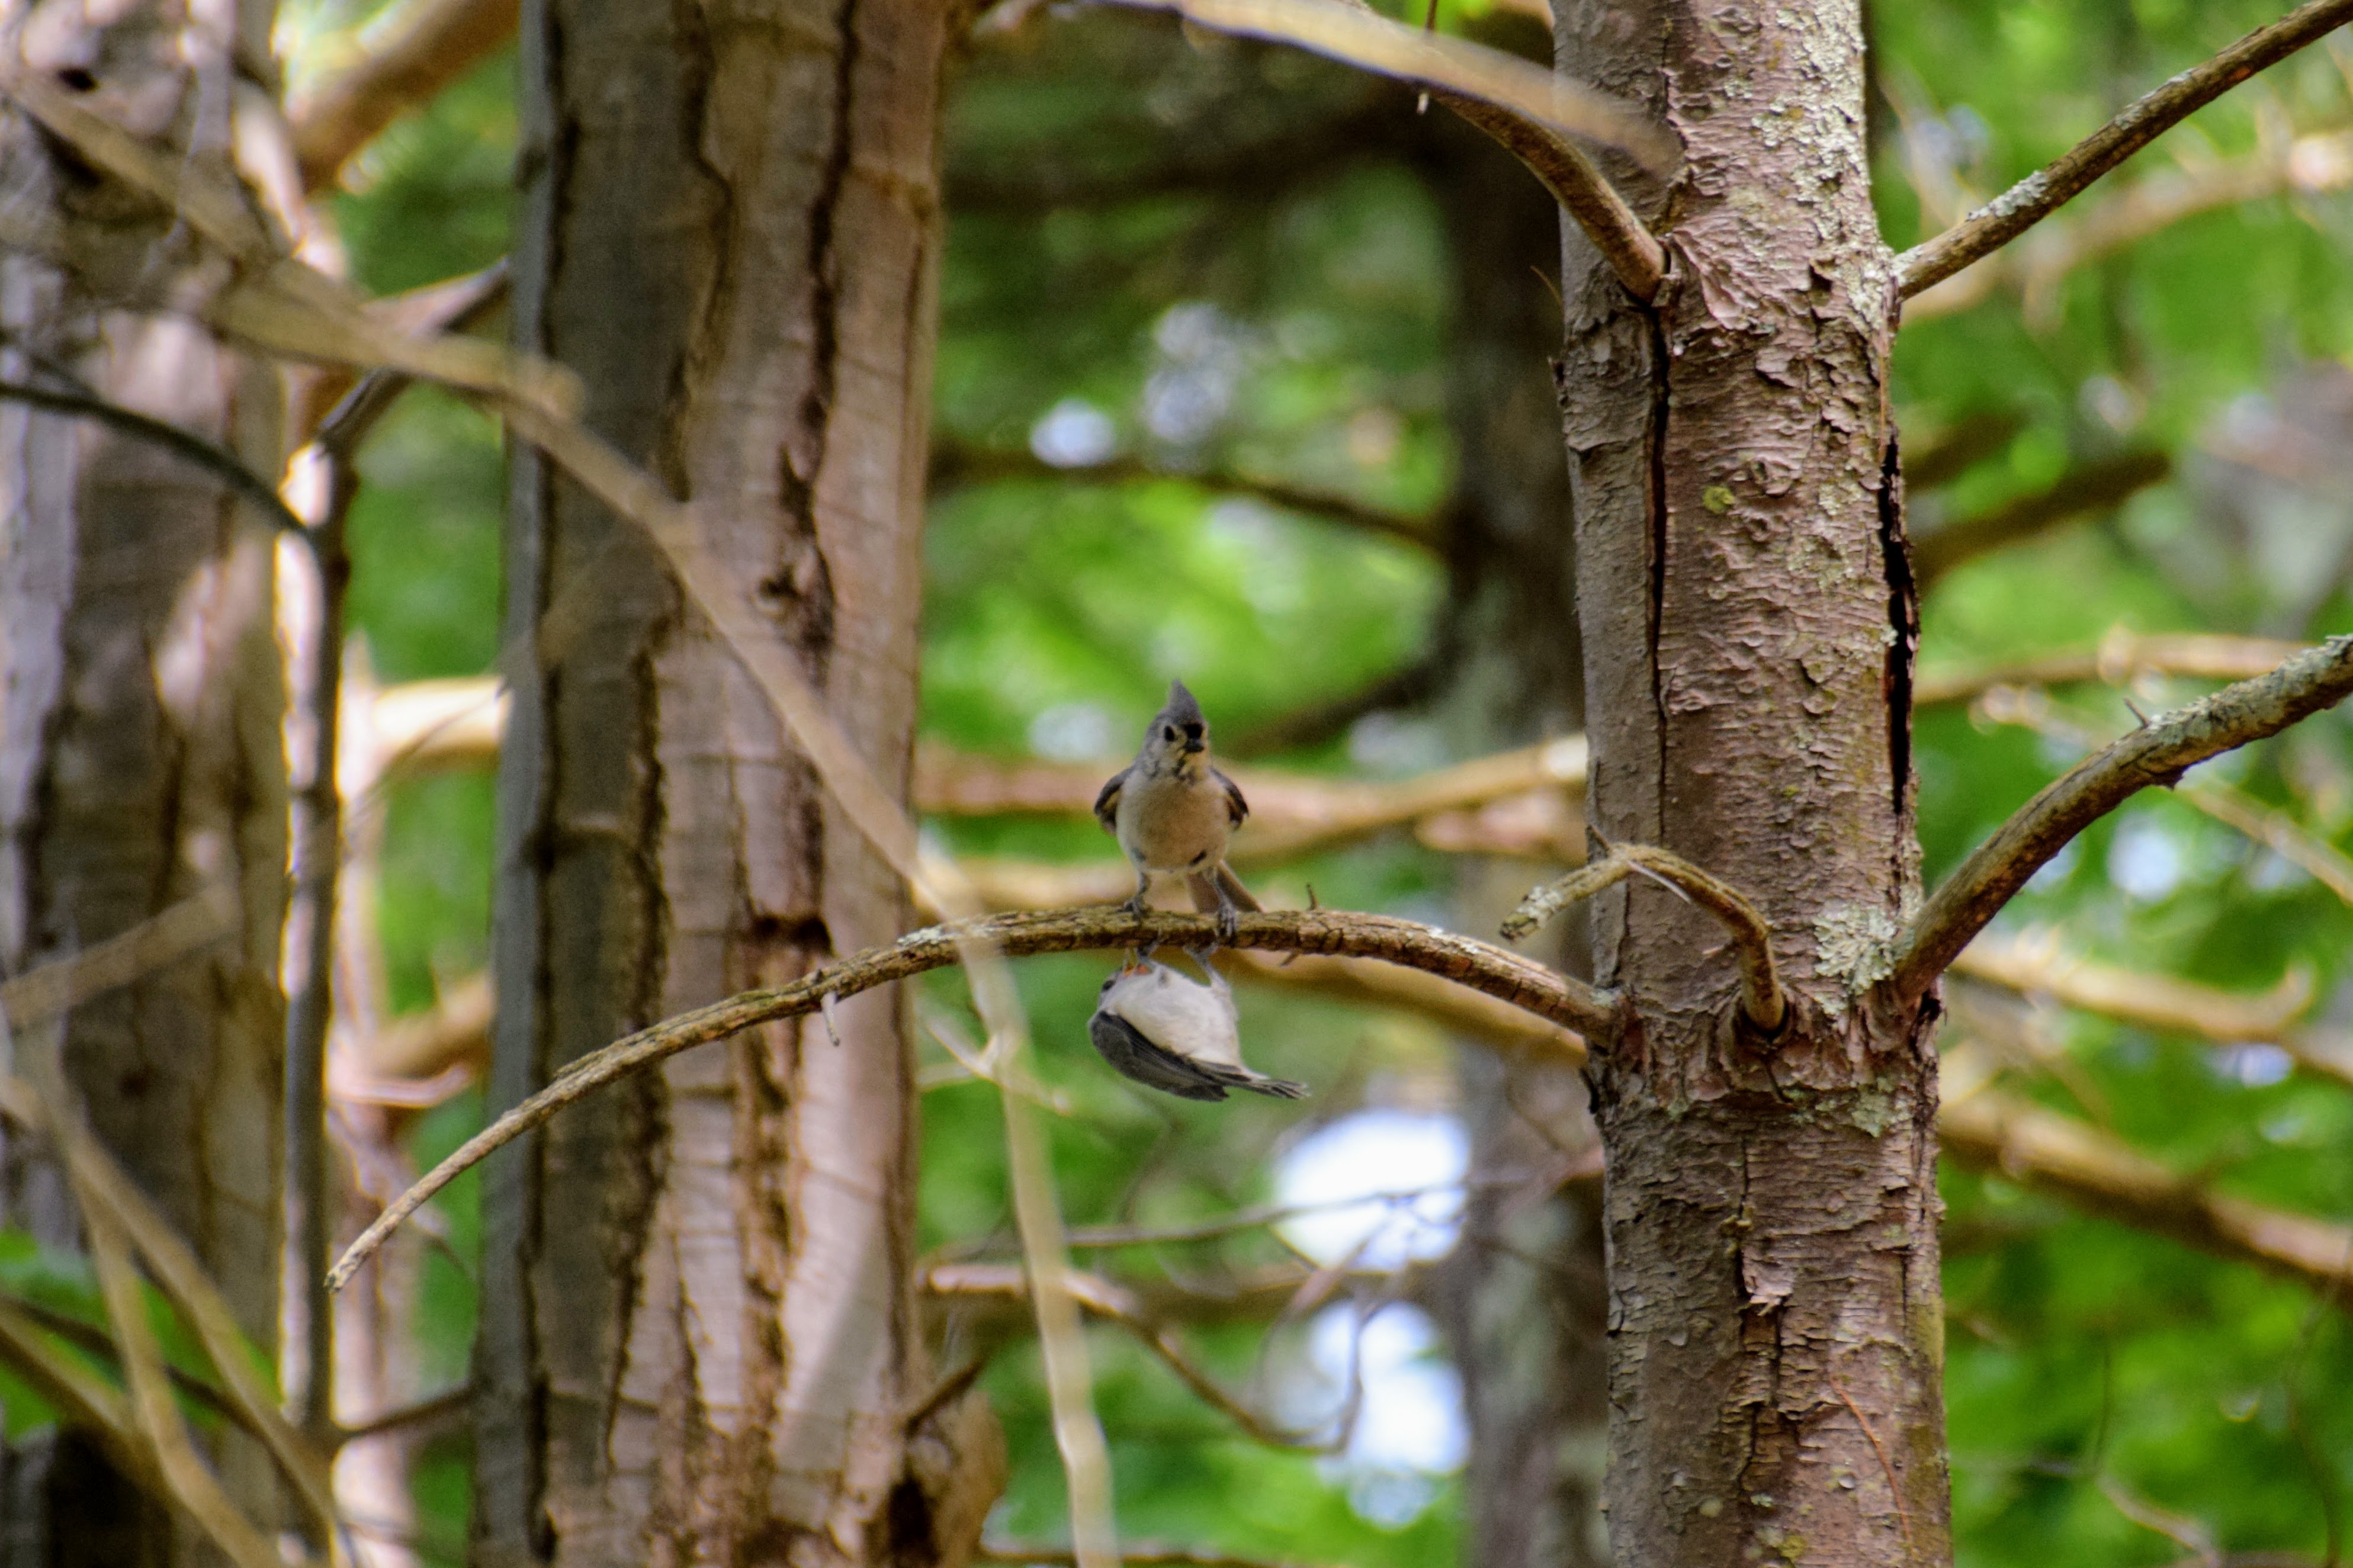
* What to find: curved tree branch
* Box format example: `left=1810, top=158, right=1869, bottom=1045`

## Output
left=1411, top=87, right=1664, bottom=300
left=1502, top=844, right=1784, bottom=1033
left=1885, top=634, right=2353, bottom=1001
left=1895, top=0, right=2353, bottom=300
left=328, top=907, right=1613, bottom=1290
left=290, top=0, right=522, bottom=192
left=1097, top=0, right=1677, bottom=171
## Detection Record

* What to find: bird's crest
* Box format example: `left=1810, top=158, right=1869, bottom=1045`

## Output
left=1161, top=680, right=1205, bottom=728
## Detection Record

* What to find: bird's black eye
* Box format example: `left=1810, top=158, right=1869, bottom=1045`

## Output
left=1161, top=725, right=1178, bottom=743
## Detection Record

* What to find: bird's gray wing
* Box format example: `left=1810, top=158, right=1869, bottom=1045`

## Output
left=1093, top=767, right=1128, bottom=834
left=1214, top=767, right=1248, bottom=828
left=1087, top=1011, right=1230, bottom=1101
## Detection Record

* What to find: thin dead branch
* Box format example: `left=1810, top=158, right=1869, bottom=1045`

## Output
left=330, top=906, right=1612, bottom=1289
left=1502, top=844, right=1784, bottom=1033
left=1914, top=629, right=2312, bottom=709
left=0, top=380, right=310, bottom=536
left=977, top=1546, right=1357, bottom=1568
left=1953, top=934, right=2353, bottom=1093
left=1096, top=0, right=1677, bottom=171
left=1955, top=934, right=2313, bottom=1045
left=1912, top=450, right=2172, bottom=586
left=931, top=445, right=1442, bottom=553
left=291, top=0, right=524, bottom=191
left=1896, top=0, right=2353, bottom=299
left=0, top=886, right=239, bottom=1030
left=2182, top=782, right=2353, bottom=907
left=1906, top=128, right=2353, bottom=325
left=81, top=1201, right=290, bottom=1568
left=930, top=1262, right=1329, bottom=1448
left=0, top=1293, right=155, bottom=1486
left=0, top=1076, right=347, bottom=1553
left=1939, top=1077, right=2353, bottom=1305
left=1888, top=634, right=2353, bottom=1000
left=1433, top=94, right=1664, bottom=299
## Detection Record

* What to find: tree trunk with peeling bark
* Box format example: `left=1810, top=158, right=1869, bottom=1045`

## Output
left=1552, top=1, right=1948, bottom=1562
left=0, top=2, right=291, bottom=1555
left=475, top=0, right=1000, bottom=1563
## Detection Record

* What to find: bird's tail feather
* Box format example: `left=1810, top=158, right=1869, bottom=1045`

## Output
left=1187, top=862, right=1262, bottom=916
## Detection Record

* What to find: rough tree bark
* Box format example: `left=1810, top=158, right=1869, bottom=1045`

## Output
left=475, top=0, right=1000, bottom=1563
left=0, top=1, right=290, bottom=1558
left=1414, top=94, right=1610, bottom=1568
left=1552, top=1, right=1948, bottom=1563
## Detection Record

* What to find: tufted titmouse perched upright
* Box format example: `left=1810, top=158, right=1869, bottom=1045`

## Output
left=1089, top=956, right=1306, bottom=1101
left=1094, top=680, right=1261, bottom=939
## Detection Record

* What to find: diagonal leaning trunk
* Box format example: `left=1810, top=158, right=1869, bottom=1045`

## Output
left=1551, top=2, right=1951, bottom=1563
left=474, top=0, right=1000, bottom=1561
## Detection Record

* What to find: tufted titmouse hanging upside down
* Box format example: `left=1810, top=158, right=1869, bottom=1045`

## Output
left=1094, top=680, right=1262, bottom=940
left=1089, top=956, right=1307, bottom=1101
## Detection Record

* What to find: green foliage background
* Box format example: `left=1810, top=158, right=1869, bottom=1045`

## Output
left=237, top=0, right=2353, bottom=1561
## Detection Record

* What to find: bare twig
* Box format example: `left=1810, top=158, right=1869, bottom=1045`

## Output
left=1953, top=934, right=2353, bottom=1093
left=977, top=1545, right=1357, bottom=1568
left=1905, top=128, right=2353, bottom=325
left=927, top=1258, right=1445, bottom=1331
left=1094, top=0, right=1677, bottom=171
left=0, top=1288, right=247, bottom=1431
left=1379, top=63, right=1662, bottom=298
left=1912, top=450, right=2172, bottom=586
left=1887, top=634, right=2353, bottom=1000
left=1502, top=844, right=1784, bottom=1033
left=1954, top=935, right=2313, bottom=1045
left=0, top=886, right=239, bottom=1031
left=0, top=68, right=579, bottom=418
left=1914, top=629, right=2311, bottom=709
left=81, top=1202, right=290, bottom=1568
left=280, top=443, right=355, bottom=1455
left=330, top=907, right=1611, bottom=1289
left=931, top=1262, right=1329, bottom=1448
left=2099, top=1476, right=2221, bottom=1568
left=335, top=1385, right=472, bottom=1445
left=1897, top=0, right=2353, bottom=298
left=0, top=380, right=310, bottom=536
left=0, top=1293, right=154, bottom=1485
left=291, top=0, right=523, bottom=191
left=0, top=1077, right=347, bottom=1554
left=280, top=253, right=506, bottom=1451
left=1938, top=1077, right=2353, bottom=1306
left=2182, top=782, right=2353, bottom=907
left=931, top=445, right=1442, bottom=553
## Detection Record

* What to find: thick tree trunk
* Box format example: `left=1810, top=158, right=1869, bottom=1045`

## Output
left=1551, top=2, right=1950, bottom=1563
left=0, top=4, right=291, bottom=1555
left=1415, top=104, right=1609, bottom=1568
left=476, top=0, right=999, bottom=1563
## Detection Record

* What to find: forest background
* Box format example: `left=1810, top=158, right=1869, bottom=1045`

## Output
left=5, top=0, right=2353, bottom=1564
